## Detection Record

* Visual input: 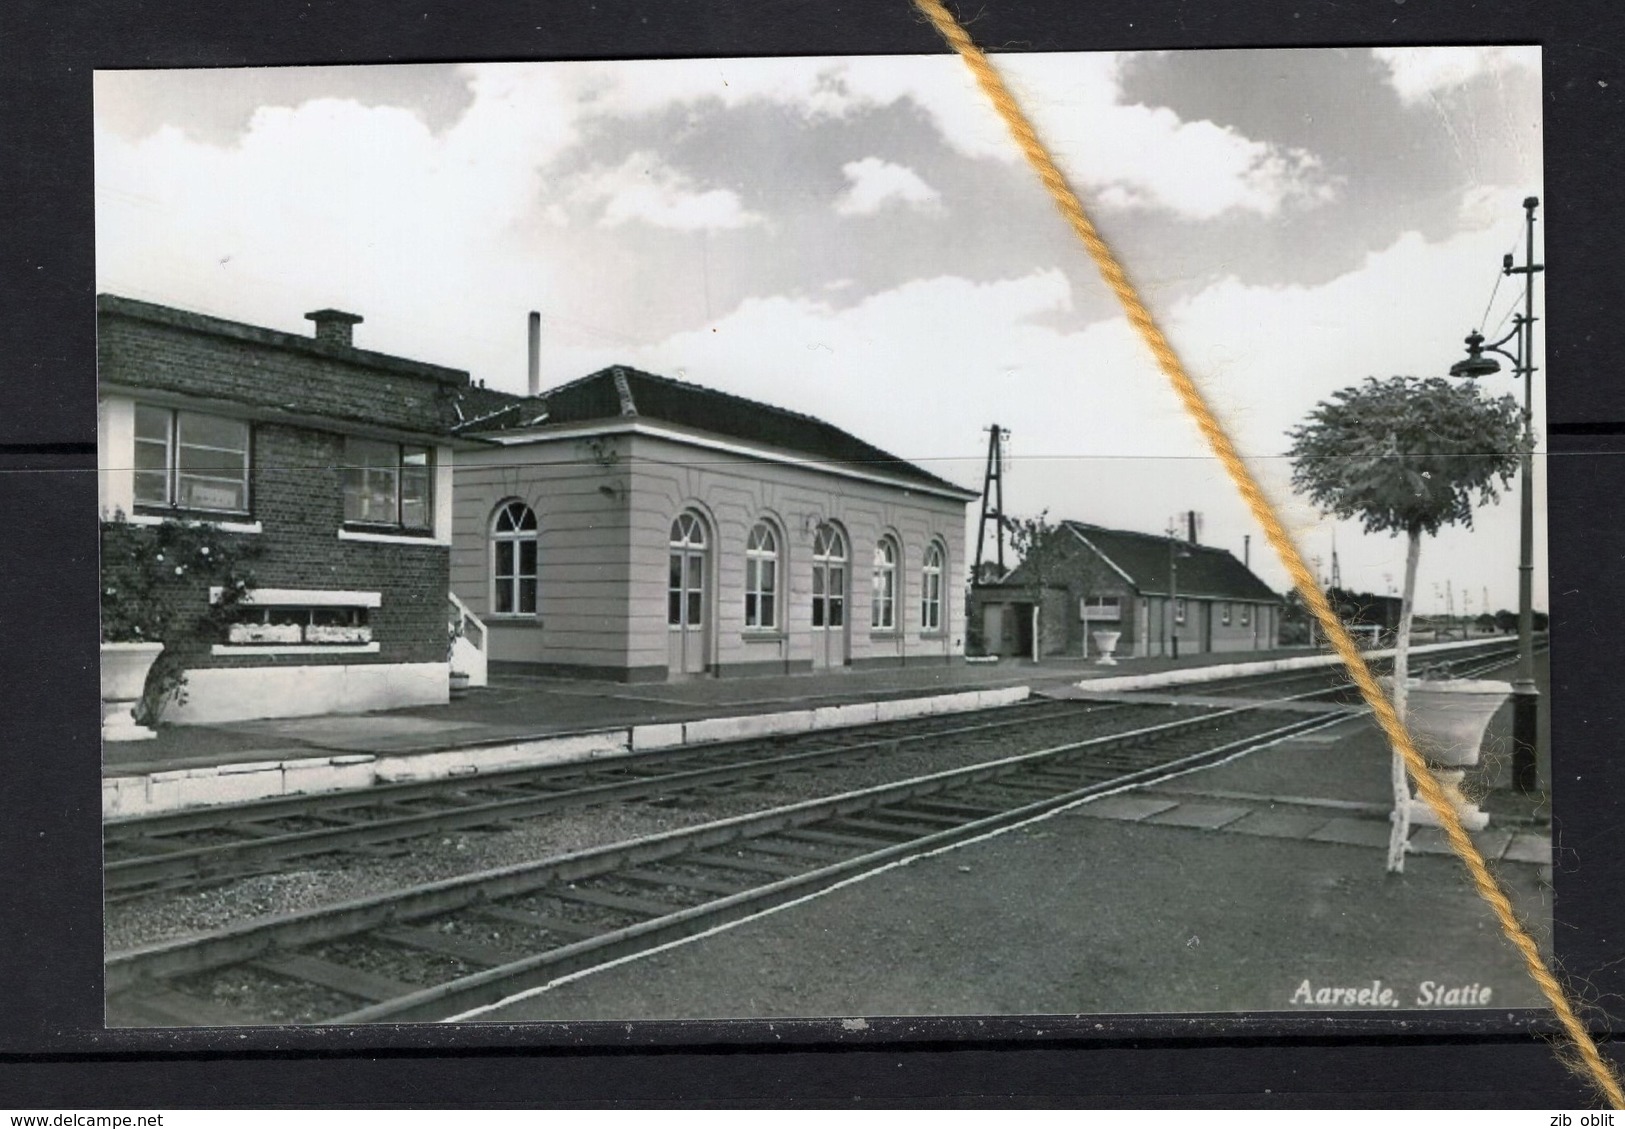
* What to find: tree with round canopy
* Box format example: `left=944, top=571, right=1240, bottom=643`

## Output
left=1287, top=375, right=1527, bottom=867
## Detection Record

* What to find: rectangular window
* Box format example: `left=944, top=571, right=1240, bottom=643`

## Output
left=745, top=557, right=778, bottom=629
left=1222, top=602, right=1232, bottom=626
left=1175, top=598, right=1187, bottom=625
left=227, top=605, right=372, bottom=646
left=921, top=572, right=942, bottom=632
left=1079, top=596, right=1122, bottom=622
left=1241, top=604, right=1252, bottom=627
left=134, top=405, right=250, bottom=514
left=342, top=439, right=432, bottom=530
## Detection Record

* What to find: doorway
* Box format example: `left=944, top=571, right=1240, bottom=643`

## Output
left=810, top=523, right=848, bottom=669
left=667, top=512, right=710, bottom=677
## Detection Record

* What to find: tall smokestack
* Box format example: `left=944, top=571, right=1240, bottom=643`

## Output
left=1187, top=510, right=1198, bottom=545
left=527, top=311, right=541, bottom=397
left=1244, top=534, right=1250, bottom=568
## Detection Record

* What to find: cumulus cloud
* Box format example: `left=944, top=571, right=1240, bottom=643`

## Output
left=833, top=157, right=943, bottom=217
left=1372, top=46, right=1540, bottom=104
left=541, top=54, right=1336, bottom=221
left=572, top=151, right=763, bottom=231
left=540, top=211, right=1542, bottom=599
left=94, top=68, right=584, bottom=382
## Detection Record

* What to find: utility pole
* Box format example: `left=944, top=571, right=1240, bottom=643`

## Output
left=972, top=425, right=1009, bottom=584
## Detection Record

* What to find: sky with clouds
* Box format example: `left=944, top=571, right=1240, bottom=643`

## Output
left=94, top=47, right=1545, bottom=612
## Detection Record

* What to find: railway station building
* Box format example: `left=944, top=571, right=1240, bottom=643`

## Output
left=97, top=295, right=474, bottom=723
left=449, top=365, right=978, bottom=681
left=98, top=295, right=976, bottom=722
left=969, top=519, right=1282, bottom=659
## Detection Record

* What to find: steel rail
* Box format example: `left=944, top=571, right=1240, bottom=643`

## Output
left=349, top=710, right=1350, bottom=1023
left=105, top=700, right=1343, bottom=996
left=104, top=697, right=1092, bottom=838
left=103, top=701, right=1161, bottom=894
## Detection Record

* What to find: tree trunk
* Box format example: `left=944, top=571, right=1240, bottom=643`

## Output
left=1392, top=525, right=1423, bottom=722
left=1386, top=524, right=1424, bottom=873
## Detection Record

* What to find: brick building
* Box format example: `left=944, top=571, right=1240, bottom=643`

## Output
left=97, top=295, right=475, bottom=723
left=969, top=520, right=1282, bottom=659
left=449, top=365, right=977, bottom=681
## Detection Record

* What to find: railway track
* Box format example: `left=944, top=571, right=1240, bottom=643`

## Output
left=103, top=698, right=1186, bottom=897
left=102, top=641, right=1523, bottom=898
left=105, top=697, right=1347, bottom=1027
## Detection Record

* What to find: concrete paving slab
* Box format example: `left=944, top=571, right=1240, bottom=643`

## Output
left=1222, top=809, right=1337, bottom=840
left=1069, top=795, right=1179, bottom=822
left=1308, top=816, right=1394, bottom=849
left=1406, top=827, right=1514, bottom=860
left=1502, top=833, right=1553, bottom=865
left=217, top=714, right=490, bottom=752
left=1144, top=802, right=1252, bottom=830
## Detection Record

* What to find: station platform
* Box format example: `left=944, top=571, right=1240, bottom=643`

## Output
left=100, top=640, right=1527, bottom=819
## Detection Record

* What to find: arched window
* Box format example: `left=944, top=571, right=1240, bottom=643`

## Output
left=744, top=521, right=779, bottom=629
left=921, top=541, right=945, bottom=633
left=872, top=537, right=898, bottom=630
left=491, top=501, right=538, bottom=615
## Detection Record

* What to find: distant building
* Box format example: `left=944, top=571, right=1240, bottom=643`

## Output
left=97, top=295, right=472, bottom=723
left=1327, top=587, right=1404, bottom=642
left=968, top=520, right=1282, bottom=659
left=450, top=366, right=978, bottom=681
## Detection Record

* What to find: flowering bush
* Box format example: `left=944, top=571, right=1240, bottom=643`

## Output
left=100, top=512, right=264, bottom=722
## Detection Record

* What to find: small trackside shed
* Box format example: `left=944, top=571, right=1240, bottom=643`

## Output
left=969, top=520, right=1283, bottom=659
left=450, top=366, right=979, bottom=681
left=97, top=295, right=478, bottom=723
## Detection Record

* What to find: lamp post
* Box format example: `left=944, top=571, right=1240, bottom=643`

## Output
left=1449, top=195, right=1542, bottom=793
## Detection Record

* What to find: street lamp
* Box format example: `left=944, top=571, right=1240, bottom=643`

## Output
left=1448, top=195, right=1542, bottom=794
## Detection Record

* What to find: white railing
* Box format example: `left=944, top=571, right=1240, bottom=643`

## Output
left=448, top=591, right=489, bottom=688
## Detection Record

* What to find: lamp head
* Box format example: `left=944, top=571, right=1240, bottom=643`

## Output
left=1449, top=330, right=1501, bottom=379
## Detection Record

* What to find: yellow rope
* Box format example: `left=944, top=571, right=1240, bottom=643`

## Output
left=909, top=0, right=1623, bottom=1106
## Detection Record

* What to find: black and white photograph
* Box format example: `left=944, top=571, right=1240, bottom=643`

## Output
left=94, top=47, right=1552, bottom=1028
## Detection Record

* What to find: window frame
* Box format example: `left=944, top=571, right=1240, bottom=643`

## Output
left=811, top=523, right=847, bottom=630
left=133, top=404, right=253, bottom=517
left=1175, top=598, right=1187, bottom=625
left=1222, top=601, right=1233, bottom=626
left=744, top=520, right=781, bottom=632
left=920, top=541, right=945, bottom=634
left=1080, top=595, right=1122, bottom=622
left=342, top=438, right=434, bottom=533
left=1240, top=603, right=1252, bottom=627
left=871, top=537, right=899, bottom=632
left=490, top=500, right=539, bottom=618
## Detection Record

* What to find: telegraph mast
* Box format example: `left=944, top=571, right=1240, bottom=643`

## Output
left=973, top=424, right=1010, bottom=584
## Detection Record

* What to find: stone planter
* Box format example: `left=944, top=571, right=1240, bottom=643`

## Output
left=100, top=641, right=163, bottom=742
left=1393, top=677, right=1511, bottom=832
left=1091, top=629, right=1123, bottom=666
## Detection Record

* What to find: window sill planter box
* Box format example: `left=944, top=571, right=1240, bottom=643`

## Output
left=228, top=623, right=302, bottom=645
left=306, top=624, right=373, bottom=645
left=1391, top=677, right=1512, bottom=832
left=101, top=641, right=163, bottom=742
left=1091, top=630, right=1123, bottom=666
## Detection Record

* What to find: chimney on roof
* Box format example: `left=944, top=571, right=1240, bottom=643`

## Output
left=1244, top=534, right=1251, bottom=568
left=527, top=311, right=541, bottom=397
left=1187, top=510, right=1198, bottom=545
left=305, top=308, right=363, bottom=348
